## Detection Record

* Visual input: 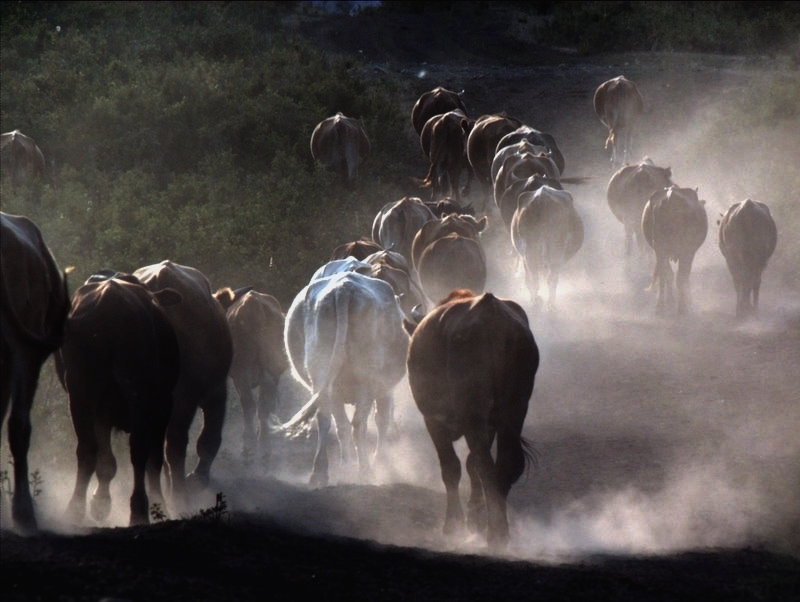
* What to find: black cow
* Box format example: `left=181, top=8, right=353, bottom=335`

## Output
left=1, top=212, right=70, bottom=531
left=133, top=260, right=234, bottom=511
left=310, top=113, right=370, bottom=184
left=58, top=274, right=181, bottom=526
left=1, top=130, right=46, bottom=187
left=593, top=76, right=644, bottom=166
left=411, top=86, right=468, bottom=137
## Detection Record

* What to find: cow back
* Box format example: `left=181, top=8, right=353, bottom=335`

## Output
left=411, top=87, right=467, bottom=137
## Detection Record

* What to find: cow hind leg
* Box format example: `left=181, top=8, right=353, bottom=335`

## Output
left=191, top=385, right=227, bottom=487
left=90, top=422, right=116, bottom=522
left=235, top=381, right=258, bottom=457
left=256, top=376, right=279, bottom=460
left=425, top=419, right=464, bottom=535
left=351, top=398, right=374, bottom=482
left=311, top=411, right=332, bottom=487
left=128, top=426, right=150, bottom=526
left=464, top=429, right=508, bottom=548
left=7, top=361, right=41, bottom=532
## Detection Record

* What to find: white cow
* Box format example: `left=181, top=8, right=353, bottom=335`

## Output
left=277, top=270, right=409, bottom=486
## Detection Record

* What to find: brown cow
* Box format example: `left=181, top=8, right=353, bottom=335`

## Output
left=496, top=173, right=563, bottom=233
left=1, top=130, right=46, bottom=187
left=718, top=199, right=778, bottom=319
left=1, top=212, right=70, bottom=531
left=371, top=197, right=436, bottom=267
left=593, top=76, right=644, bottom=166
left=511, top=186, right=584, bottom=310
left=214, top=288, right=289, bottom=458
left=411, top=86, right=467, bottom=137
left=423, top=198, right=475, bottom=218
left=418, top=110, right=475, bottom=203
left=133, top=260, right=234, bottom=511
left=466, top=113, right=525, bottom=206
left=411, top=213, right=488, bottom=272
left=330, top=238, right=383, bottom=262
left=642, top=185, right=708, bottom=315
left=495, top=125, right=566, bottom=176
left=310, top=113, right=370, bottom=184
left=58, top=273, right=181, bottom=526
left=606, top=157, right=673, bottom=256
left=417, top=233, right=487, bottom=306
left=403, top=289, right=539, bottom=549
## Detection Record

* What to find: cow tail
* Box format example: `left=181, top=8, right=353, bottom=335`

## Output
left=270, top=391, right=321, bottom=439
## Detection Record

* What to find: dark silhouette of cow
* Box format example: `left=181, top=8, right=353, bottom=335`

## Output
left=133, top=260, right=233, bottom=511
left=57, top=274, right=181, bottom=526
left=418, top=110, right=475, bottom=203
left=642, top=185, right=708, bottom=315
left=310, top=113, right=370, bottom=184
left=1, top=212, right=70, bottom=531
left=1, top=130, right=45, bottom=187
left=403, top=289, right=539, bottom=549
left=466, top=113, right=525, bottom=207
left=606, top=157, right=673, bottom=256
left=214, top=288, right=289, bottom=458
left=411, top=86, right=467, bottom=137
left=330, top=238, right=383, bottom=262
left=718, top=199, right=778, bottom=319
left=494, top=125, right=566, bottom=176
left=593, top=76, right=644, bottom=166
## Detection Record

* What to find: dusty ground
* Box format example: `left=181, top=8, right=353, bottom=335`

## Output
left=3, top=7, right=800, bottom=601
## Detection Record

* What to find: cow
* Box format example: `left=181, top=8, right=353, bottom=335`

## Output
left=496, top=172, right=563, bottom=232
left=214, top=288, right=289, bottom=458
left=593, top=76, right=644, bottom=166
left=371, top=197, right=437, bottom=268
left=57, top=273, right=181, bottom=526
left=466, top=113, right=525, bottom=207
left=418, top=110, right=475, bottom=203
left=310, top=113, right=370, bottom=184
left=511, top=186, right=584, bottom=311
left=411, top=213, right=488, bottom=272
left=417, top=232, right=488, bottom=307
left=718, top=199, right=778, bottom=319
left=1, top=130, right=46, bottom=187
left=132, top=260, right=234, bottom=511
left=492, top=144, right=562, bottom=229
left=494, top=125, right=566, bottom=175
left=403, top=289, right=539, bottom=549
left=363, top=249, right=425, bottom=317
left=642, top=185, right=709, bottom=315
left=490, top=138, right=554, bottom=187
left=423, top=198, right=475, bottom=218
left=0, top=212, right=70, bottom=531
left=411, top=86, right=468, bottom=137
left=330, top=238, right=383, bottom=262
left=276, top=271, right=409, bottom=486
left=606, top=157, right=673, bottom=256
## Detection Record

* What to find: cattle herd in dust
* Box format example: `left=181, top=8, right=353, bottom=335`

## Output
left=0, top=76, right=779, bottom=549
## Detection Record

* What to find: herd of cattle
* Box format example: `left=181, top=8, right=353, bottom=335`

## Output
left=0, top=76, right=779, bottom=548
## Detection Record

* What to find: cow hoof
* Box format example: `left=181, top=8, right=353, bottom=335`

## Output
left=90, top=494, right=112, bottom=521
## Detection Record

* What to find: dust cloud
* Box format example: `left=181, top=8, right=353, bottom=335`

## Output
left=3, top=57, right=799, bottom=562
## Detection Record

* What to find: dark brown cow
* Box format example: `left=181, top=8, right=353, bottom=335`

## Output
left=411, top=86, right=467, bottom=137
left=363, top=249, right=425, bottom=316
left=310, top=113, right=370, bottom=184
left=718, top=199, right=778, bottom=319
left=133, top=260, right=233, bottom=511
left=606, top=157, right=673, bottom=256
left=214, top=288, right=289, bottom=457
left=496, top=172, right=563, bottom=232
left=58, top=274, right=181, bottom=526
left=403, top=289, right=539, bottom=549
left=330, top=238, right=383, bottom=262
left=1, top=130, right=46, bottom=187
left=1, top=212, right=70, bottom=531
left=411, top=213, right=488, bottom=272
left=642, top=185, right=709, bottom=315
left=466, top=113, right=525, bottom=206
left=511, top=186, right=584, bottom=310
left=371, top=197, right=436, bottom=267
left=593, top=76, right=644, bottom=166
left=419, top=110, right=475, bottom=203
left=495, top=125, right=566, bottom=175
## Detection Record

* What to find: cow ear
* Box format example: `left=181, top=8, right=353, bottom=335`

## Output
left=402, top=318, right=417, bottom=336
left=477, top=216, right=488, bottom=231
left=154, top=288, right=182, bottom=307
